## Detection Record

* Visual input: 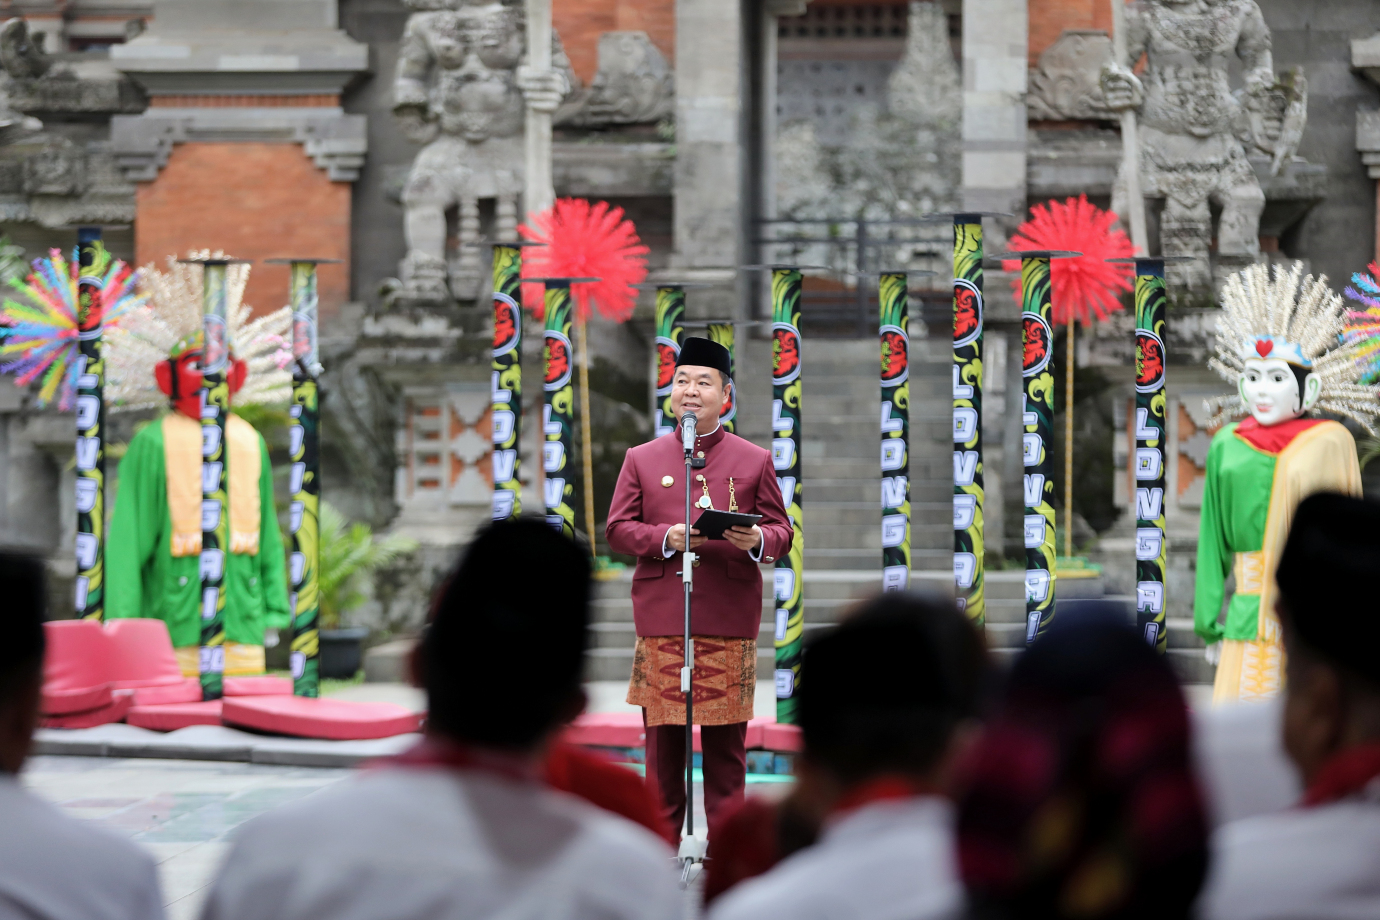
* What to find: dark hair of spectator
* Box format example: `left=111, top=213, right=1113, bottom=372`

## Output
left=956, top=608, right=1207, bottom=920
left=423, top=518, right=590, bottom=748
left=796, top=591, right=985, bottom=783
left=0, top=551, right=48, bottom=705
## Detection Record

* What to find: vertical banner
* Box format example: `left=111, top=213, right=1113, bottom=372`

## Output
left=952, top=216, right=985, bottom=625
left=879, top=272, right=910, bottom=592
left=288, top=262, right=322, bottom=697
left=1020, top=255, right=1058, bottom=643
left=74, top=228, right=105, bottom=620
left=771, top=267, right=804, bottom=722
left=652, top=286, right=686, bottom=438
left=1133, top=259, right=1168, bottom=653
left=198, top=262, right=232, bottom=701
left=542, top=282, right=577, bottom=537
left=491, top=244, right=523, bottom=520
left=708, top=321, right=736, bottom=433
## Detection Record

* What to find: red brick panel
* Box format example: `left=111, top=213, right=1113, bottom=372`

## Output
left=1028, top=0, right=1112, bottom=66
left=555, top=0, right=675, bottom=85
left=134, top=142, right=351, bottom=321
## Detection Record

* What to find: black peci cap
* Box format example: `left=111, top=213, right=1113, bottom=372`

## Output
left=1276, top=492, right=1380, bottom=683
left=675, top=337, right=732, bottom=378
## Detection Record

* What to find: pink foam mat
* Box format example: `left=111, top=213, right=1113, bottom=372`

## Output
left=104, top=618, right=184, bottom=687
left=126, top=700, right=224, bottom=732
left=223, top=676, right=293, bottom=697
left=127, top=678, right=203, bottom=707
left=41, top=620, right=114, bottom=714
left=40, top=692, right=132, bottom=729
left=222, top=696, right=422, bottom=741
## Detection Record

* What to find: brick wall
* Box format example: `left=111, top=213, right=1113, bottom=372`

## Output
left=1028, top=0, right=1111, bottom=65
left=134, top=142, right=351, bottom=321
left=555, top=0, right=674, bottom=84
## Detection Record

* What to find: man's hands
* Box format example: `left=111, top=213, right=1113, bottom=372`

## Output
left=666, top=523, right=706, bottom=553
left=724, top=524, right=763, bottom=554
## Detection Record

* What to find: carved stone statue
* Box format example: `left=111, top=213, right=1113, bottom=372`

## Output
left=1101, top=0, right=1306, bottom=288
left=390, top=0, right=572, bottom=305
left=559, top=31, right=673, bottom=127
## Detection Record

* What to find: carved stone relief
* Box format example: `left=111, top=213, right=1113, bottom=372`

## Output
left=1028, top=30, right=1114, bottom=121
left=558, top=31, right=673, bottom=127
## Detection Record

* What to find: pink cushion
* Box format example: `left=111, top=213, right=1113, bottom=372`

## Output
left=745, top=717, right=770, bottom=749
left=41, top=621, right=113, bottom=714
left=126, top=700, right=224, bottom=732
left=103, top=618, right=183, bottom=688
left=222, top=696, right=422, bottom=741
left=128, top=678, right=203, bottom=706
left=40, top=692, right=132, bottom=729
left=564, top=712, right=645, bottom=748
left=761, top=722, right=802, bottom=753
left=223, top=676, right=293, bottom=697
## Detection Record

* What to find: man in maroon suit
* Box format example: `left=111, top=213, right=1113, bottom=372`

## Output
left=607, top=337, right=793, bottom=841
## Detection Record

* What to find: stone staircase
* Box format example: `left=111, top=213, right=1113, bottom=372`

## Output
left=586, top=333, right=1211, bottom=688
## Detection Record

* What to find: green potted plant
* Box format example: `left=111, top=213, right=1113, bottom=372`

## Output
left=317, top=501, right=418, bottom=679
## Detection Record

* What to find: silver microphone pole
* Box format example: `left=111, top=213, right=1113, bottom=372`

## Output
left=679, top=410, right=698, bottom=843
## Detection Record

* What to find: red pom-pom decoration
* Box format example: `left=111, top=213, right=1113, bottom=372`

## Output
left=519, top=198, right=649, bottom=323
left=1002, top=195, right=1134, bottom=325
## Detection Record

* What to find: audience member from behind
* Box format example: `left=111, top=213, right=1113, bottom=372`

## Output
left=201, top=519, right=681, bottom=920
left=1199, top=492, right=1380, bottom=919
left=709, top=592, right=985, bottom=920
left=957, top=606, right=1208, bottom=920
left=0, top=551, right=165, bottom=920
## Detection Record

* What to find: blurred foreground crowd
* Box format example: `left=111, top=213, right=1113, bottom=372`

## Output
left=3, top=493, right=1380, bottom=920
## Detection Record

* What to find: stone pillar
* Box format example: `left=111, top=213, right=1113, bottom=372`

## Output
left=671, top=0, right=746, bottom=316
left=1356, top=33, right=1380, bottom=266
left=961, top=0, right=1027, bottom=216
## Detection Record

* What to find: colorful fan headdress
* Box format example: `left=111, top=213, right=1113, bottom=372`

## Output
left=0, top=245, right=143, bottom=409
left=104, top=251, right=292, bottom=412
left=1002, top=195, right=1134, bottom=324
left=518, top=198, right=649, bottom=321
left=1208, top=261, right=1380, bottom=431
left=1342, top=261, right=1380, bottom=386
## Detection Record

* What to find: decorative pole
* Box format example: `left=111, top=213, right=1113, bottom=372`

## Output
left=951, top=215, right=986, bottom=625
left=185, top=257, right=248, bottom=700
left=267, top=258, right=338, bottom=697
left=74, top=227, right=106, bottom=620
left=1065, top=313, right=1076, bottom=557
left=707, top=321, right=736, bottom=433
left=994, top=249, right=1079, bottom=643
left=576, top=313, right=597, bottom=559
left=770, top=267, right=804, bottom=722
left=1111, top=256, right=1180, bottom=652
left=652, top=285, right=686, bottom=438
left=879, top=271, right=910, bottom=592
left=532, top=277, right=596, bottom=538
left=490, top=243, right=525, bottom=521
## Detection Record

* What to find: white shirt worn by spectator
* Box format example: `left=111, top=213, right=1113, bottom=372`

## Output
left=1198, top=781, right=1380, bottom=920
left=708, top=796, right=961, bottom=920
left=200, top=765, right=682, bottom=920
left=0, top=773, right=164, bottom=920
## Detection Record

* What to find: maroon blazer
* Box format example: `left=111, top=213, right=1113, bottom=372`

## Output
left=606, top=426, right=793, bottom=638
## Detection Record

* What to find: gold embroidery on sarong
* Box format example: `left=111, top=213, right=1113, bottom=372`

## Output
left=627, top=635, right=756, bottom=727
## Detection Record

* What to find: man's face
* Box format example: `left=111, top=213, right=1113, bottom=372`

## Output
left=1240, top=357, right=1315, bottom=427
left=669, top=365, right=728, bottom=434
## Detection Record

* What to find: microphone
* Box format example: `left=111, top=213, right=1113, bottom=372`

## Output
left=680, top=412, right=697, bottom=452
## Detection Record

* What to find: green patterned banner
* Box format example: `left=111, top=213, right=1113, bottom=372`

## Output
left=952, top=217, right=985, bottom=626
left=1133, top=259, right=1169, bottom=653
left=652, top=286, right=685, bottom=439
left=74, top=229, right=105, bottom=620
left=491, top=244, right=523, bottom=520
left=542, top=282, right=577, bottom=537
left=1020, top=256, right=1057, bottom=643
left=708, top=321, right=736, bottom=433
left=771, top=268, right=804, bottom=723
left=198, top=262, right=231, bottom=701
left=880, top=272, right=910, bottom=592
left=287, top=262, right=321, bottom=697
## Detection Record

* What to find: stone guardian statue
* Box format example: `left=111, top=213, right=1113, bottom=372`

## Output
left=390, top=0, right=571, bottom=305
left=1100, top=0, right=1306, bottom=289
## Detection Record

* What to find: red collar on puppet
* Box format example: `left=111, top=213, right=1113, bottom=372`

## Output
left=153, top=332, right=248, bottom=419
left=1301, top=742, right=1380, bottom=808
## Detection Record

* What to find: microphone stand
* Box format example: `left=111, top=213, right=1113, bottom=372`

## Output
left=677, top=413, right=707, bottom=885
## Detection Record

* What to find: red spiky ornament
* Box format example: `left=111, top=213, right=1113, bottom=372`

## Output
left=1002, top=195, right=1134, bottom=325
left=519, top=198, right=649, bottom=322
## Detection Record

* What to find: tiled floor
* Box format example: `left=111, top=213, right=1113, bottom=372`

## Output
left=21, top=755, right=353, bottom=920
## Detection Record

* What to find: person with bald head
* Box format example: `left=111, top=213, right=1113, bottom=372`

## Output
left=606, top=337, right=793, bottom=841
left=1198, top=492, right=1380, bottom=919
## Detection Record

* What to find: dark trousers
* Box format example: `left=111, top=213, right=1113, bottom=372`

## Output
left=643, top=713, right=747, bottom=841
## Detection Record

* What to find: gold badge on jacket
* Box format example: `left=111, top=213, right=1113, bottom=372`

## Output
left=661, top=475, right=674, bottom=487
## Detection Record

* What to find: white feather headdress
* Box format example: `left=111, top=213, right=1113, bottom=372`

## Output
left=1207, top=261, right=1380, bottom=432
left=104, top=252, right=292, bottom=412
